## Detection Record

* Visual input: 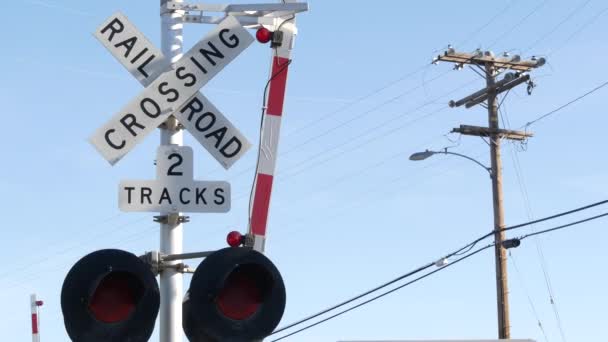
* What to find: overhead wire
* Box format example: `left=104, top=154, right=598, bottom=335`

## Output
left=271, top=205, right=608, bottom=340
left=271, top=244, right=495, bottom=342
left=488, top=0, right=548, bottom=48
left=522, top=0, right=592, bottom=54
left=501, top=100, right=567, bottom=342
left=524, top=79, right=608, bottom=128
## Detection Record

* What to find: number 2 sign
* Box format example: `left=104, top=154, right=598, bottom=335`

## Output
left=119, top=146, right=230, bottom=213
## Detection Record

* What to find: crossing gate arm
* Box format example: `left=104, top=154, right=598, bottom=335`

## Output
left=249, top=6, right=299, bottom=253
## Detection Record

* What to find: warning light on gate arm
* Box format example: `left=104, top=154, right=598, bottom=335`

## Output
left=256, top=27, right=273, bottom=44
left=256, top=27, right=283, bottom=47
left=227, top=231, right=244, bottom=247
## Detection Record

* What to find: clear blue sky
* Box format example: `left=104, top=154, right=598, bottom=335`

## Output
left=1, top=0, right=607, bottom=341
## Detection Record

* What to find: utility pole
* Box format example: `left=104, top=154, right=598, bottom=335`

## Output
left=435, top=48, right=545, bottom=339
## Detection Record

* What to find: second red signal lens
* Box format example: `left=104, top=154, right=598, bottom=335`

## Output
left=216, top=264, right=264, bottom=320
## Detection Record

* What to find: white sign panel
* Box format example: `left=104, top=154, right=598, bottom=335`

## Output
left=90, top=15, right=253, bottom=165
left=119, top=146, right=230, bottom=213
left=93, top=13, right=251, bottom=169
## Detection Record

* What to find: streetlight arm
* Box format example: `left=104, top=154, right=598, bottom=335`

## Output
left=438, top=150, right=492, bottom=175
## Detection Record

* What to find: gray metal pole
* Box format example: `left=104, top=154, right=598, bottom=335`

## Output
left=160, top=1, right=184, bottom=341
left=486, top=63, right=511, bottom=339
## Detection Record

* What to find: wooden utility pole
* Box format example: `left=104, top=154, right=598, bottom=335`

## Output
left=435, top=48, right=544, bottom=339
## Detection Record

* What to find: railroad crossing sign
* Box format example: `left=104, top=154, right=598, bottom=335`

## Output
left=119, top=146, right=230, bottom=213
left=90, top=13, right=253, bottom=168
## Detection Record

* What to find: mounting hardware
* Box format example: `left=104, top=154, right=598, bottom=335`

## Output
left=271, top=30, right=284, bottom=48
left=153, top=214, right=190, bottom=224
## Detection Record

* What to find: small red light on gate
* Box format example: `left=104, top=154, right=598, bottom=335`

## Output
left=227, top=231, right=244, bottom=247
left=256, top=27, right=273, bottom=44
left=35, top=301, right=44, bottom=306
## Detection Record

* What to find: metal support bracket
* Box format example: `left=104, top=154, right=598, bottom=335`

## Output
left=153, top=214, right=190, bottom=224
left=140, top=250, right=212, bottom=275
left=161, top=1, right=308, bottom=28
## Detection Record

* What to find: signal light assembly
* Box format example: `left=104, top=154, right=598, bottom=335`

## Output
left=61, top=249, right=160, bottom=342
left=256, top=27, right=284, bottom=47
left=183, top=247, right=286, bottom=342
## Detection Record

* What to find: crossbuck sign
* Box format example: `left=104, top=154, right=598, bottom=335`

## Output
left=90, top=13, right=253, bottom=169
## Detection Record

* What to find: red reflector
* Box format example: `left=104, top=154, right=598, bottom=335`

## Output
left=88, top=272, right=141, bottom=323
left=216, top=266, right=264, bottom=320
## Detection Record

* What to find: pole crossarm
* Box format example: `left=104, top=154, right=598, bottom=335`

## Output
left=436, top=48, right=546, bottom=72
left=452, top=124, right=533, bottom=141
left=450, top=73, right=531, bottom=108
left=162, top=1, right=308, bottom=27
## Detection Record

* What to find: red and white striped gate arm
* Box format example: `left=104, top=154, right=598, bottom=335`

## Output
left=30, top=294, right=43, bottom=342
left=249, top=11, right=298, bottom=252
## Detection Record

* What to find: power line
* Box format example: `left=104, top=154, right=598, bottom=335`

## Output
left=524, top=79, right=608, bottom=127
left=502, top=198, right=608, bottom=233
left=271, top=209, right=608, bottom=340
left=523, top=0, right=592, bottom=54
left=456, top=0, right=519, bottom=48
left=488, top=0, right=548, bottom=48
left=271, top=244, right=494, bottom=342
left=518, top=212, right=608, bottom=240
left=501, top=102, right=567, bottom=342
left=270, top=199, right=608, bottom=337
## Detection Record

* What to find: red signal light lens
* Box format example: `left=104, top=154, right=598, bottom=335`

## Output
left=256, top=27, right=273, bottom=44
left=226, top=231, right=243, bottom=247
left=216, top=264, right=265, bottom=320
left=88, top=272, right=143, bottom=323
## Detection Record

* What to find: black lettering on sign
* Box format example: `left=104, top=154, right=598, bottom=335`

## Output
left=176, top=66, right=196, bottom=87
left=219, top=29, right=239, bottom=48
left=124, top=187, right=135, bottom=203
left=130, top=47, right=149, bottom=64
left=205, top=127, right=227, bottom=148
left=141, top=187, right=152, bottom=204
left=138, top=54, right=155, bottom=78
left=100, top=18, right=124, bottom=42
left=220, top=137, right=242, bottom=158
left=195, top=112, right=216, bottom=132
left=114, top=36, right=137, bottom=58
left=167, top=153, right=184, bottom=176
left=189, top=56, right=207, bottom=74
left=120, top=113, right=145, bottom=137
left=159, top=188, right=172, bottom=205
left=179, top=188, right=191, bottom=204
left=105, top=129, right=126, bottom=150
left=180, top=97, right=204, bottom=121
left=158, top=82, right=179, bottom=103
left=214, top=188, right=225, bottom=205
left=196, top=188, right=207, bottom=205
left=140, top=98, right=161, bottom=118
left=199, top=42, right=224, bottom=66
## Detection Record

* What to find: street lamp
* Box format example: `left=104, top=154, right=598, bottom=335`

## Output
left=409, top=148, right=491, bottom=176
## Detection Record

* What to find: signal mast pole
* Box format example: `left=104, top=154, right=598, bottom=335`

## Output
left=159, top=1, right=185, bottom=341
left=435, top=48, right=545, bottom=339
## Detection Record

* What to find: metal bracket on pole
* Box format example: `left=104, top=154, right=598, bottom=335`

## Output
left=140, top=249, right=218, bottom=275
left=153, top=214, right=190, bottom=224
left=161, top=1, right=308, bottom=27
